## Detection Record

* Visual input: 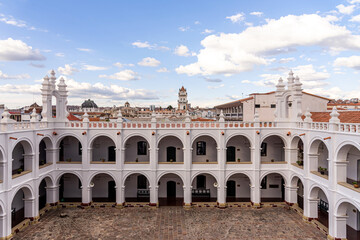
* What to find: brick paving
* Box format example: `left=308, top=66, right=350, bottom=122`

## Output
left=13, top=206, right=327, bottom=240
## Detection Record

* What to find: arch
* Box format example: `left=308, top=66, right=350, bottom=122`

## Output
left=225, top=171, right=253, bottom=186
left=260, top=171, right=288, bottom=186
left=55, top=171, right=83, bottom=186
left=88, top=133, right=117, bottom=149
left=0, top=199, right=4, bottom=215
left=38, top=135, right=54, bottom=149
left=336, top=141, right=360, bottom=161
left=11, top=185, right=34, bottom=228
left=309, top=184, right=330, bottom=228
left=335, top=141, right=360, bottom=184
left=124, top=172, right=150, bottom=203
left=192, top=135, right=218, bottom=163
left=122, top=133, right=151, bottom=149
left=226, top=134, right=252, bottom=163
left=308, top=137, right=330, bottom=155
left=336, top=198, right=360, bottom=216
left=190, top=133, right=219, bottom=147
left=55, top=133, right=83, bottom=149
left=308, top=138, right=329, bottom=175
left=191, top=171, right=218, bottom=184
left=290, top=173, right=304, bottom=188
left=157, top=171, right=185, bottom=184
left=124, top=135, right=150, bottom=163
left=90, top=135, right=117, bottom=162
left=260, top=133, right=288, bottom=148
left=260, top=172, right=286, bottom=202
left=57, top=172, right=83, bottom=202
left=88, top=171, right=117, bottom=186
left=11, top=184, right=34, bottom=201
left=89, top=172, right=117, bottom=202
left=123, top=171, right=152, bottom=185
left=225, top=133, right=253, bottom=148
left=226, top=172, right=252, bottom=202
left=39, top=136, right=54, bottom=166
left=157, top=133, right=185, bottom=147
left=309, top=184, right=329, bottom=200
left=57, top=135, right=83, bottom=163
left=38, top=175, right=55, bottom=188
left=290, top=135, right=304, bottom=149
left=11, top=137, right=34, bottom=155
left=158, top=136, right=184, bottom=163
left=158, top=172, right=185, bottom=206
left=260, top=135, right=286, bottom=163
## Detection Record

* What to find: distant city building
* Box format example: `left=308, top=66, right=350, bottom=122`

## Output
left=178, top=86, right=190, bottom=111
left=81, top=99, right=99, bottom=112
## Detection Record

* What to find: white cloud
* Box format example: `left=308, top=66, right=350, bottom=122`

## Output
left=0, top=70, right=30, bottom=79
left=203, top=77, right=222, bottom=82
left=0, top=38, right=45, bottom=61
left=58, top=64, right=79, bottom=76
left=178, top=26, right=190, bottom=32
left=349, top=0, right=360, bottom=3
left=174, top=45, right=191, bottom=57
left=325, top=15, right=340, bottom=22
left=350, top=14, right=360, bottom=22
left=202, top=29, right=215, bottom=34
left=176, top=14, right=360, bottom=76
left=131, top=41, right=170, bottom=50
left=334, top=55, right=360, bottom=69
left=243, top=65, right=330, bottom=89
left=77, top=48, right=92, bottom=52
left=226, top=13, right=245, bottom=23
left=82, top=65, right=108, bottom=71
left=208, top=84, right=224, bottom=89
left=99, top=69, right=140, bottom=81
left=29, top=63, right=45, bottom=68
left=55, top=53, right=65, bottom=57
left=194, top=21, right=201, bottom=25
left=138, top=57, right=161, bottom=67
left=157, top=67, right=169, bottom=73
left=336, top=4, right=356, bottom=14
left=0, top=77, right=158, bottom=104
left=250, top=12, right=263, bottom=17
left=113, top=62, right=135, bottom=68
left=278, top=57, right=295, bottom=63
left=0, top=13, right=47, bottom=32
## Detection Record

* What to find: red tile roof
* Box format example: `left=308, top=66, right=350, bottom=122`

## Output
left=67, top=113, right=81, bottom=121
left=302, top=111, right=360, bottom=123
left=191, top=118, right=215, bottom=122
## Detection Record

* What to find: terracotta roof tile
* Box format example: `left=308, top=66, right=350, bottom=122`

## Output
left=301, top=111, right=360, bottom=123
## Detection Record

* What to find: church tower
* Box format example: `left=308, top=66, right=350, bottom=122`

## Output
left=178, top=86, right=189, bottom=110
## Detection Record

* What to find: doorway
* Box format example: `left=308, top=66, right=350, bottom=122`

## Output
left=108, top=181, right=116, bottom=202
left=227, top=180, right=236, bottom=197
left=167, top=147, right=176, bottom=162
left=167, top=181, right=176, bottom=198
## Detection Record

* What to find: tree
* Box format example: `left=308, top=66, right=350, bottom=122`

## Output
left=167, top=105, right=173, bottom=110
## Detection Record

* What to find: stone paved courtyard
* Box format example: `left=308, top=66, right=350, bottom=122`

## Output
left=13, top=206, right=327, bottom=240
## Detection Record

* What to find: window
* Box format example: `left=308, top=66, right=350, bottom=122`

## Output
left=255, top=104, right=260, bottom=108
left=271, top=104, right=276, bottom=108
left=226, top=146, right=236, bottom=162
left=196, top=141, right=206, bottom=155
left=261, top=176, right=267, bottom=189
left=197, top=175, right=206, bottom=189
left=261, top=142, right=267, bottom=156
left=137, top=141, right=147, bottom=155
left=78, top=142, right=82, bottom=155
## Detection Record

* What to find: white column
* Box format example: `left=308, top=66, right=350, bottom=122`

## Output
left=332, top=215, right=348, bottom=239
left=0, top=212, right=7, bottom=239
left=251, top=145, right=261, bottom=205
left=149, top=185, right=158, bottom=207
left=118, top=185, right=125, bottom=205
left=81, top=186, right=91, bottom=205
left=284, top=185, right=297, bottom=204
left=46, top=185, right=59, bottom=204
left=305, top=198, right=319, bottom=220
left=24, top=198, right=36, bottom=219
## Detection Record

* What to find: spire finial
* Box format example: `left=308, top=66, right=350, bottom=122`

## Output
left=304, top=107, right=312, bottom=122
left=330, top=106, right=340, bottom=123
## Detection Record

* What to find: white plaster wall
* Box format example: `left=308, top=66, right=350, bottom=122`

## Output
left=92, top=174, right=114, bottom=198
left=346, top=203, right=360, bottom=230
left=191, top=174, right=217, bottom=198
left=228, top=174, right=251, bottom=198
left=61, top=137, right=82, bottom=162
left=62, top=174, right=82, bottom=198
left=242, top=100, right=255, bottom=122
left=226, top=136, right=251, bottom=162
left=318, top=143, right=329, bottom=170
left=92, top=136, right=115, bottom=162
left=124, top=136, right=149, bottom=162
left=12, top=143, right=24, bottom=170
left=192, top=136, right=217, bottom=162
left=347, top=147, right=360, bottom=181
left=11, top=190, right=24, bottom=211
left=158, top=137, right=183, bottom=162
left=261, top=174, right=283, bottom=198
left=158, top=174, right=184, bottom=198
left=124, top=174, right=149, bottom=198
left=261, top=136, right=284, bottom=162
left=302, top=94, right=329, bottom=113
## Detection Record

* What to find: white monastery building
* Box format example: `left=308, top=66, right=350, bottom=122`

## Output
left=0, top=70, right=360, bottom=240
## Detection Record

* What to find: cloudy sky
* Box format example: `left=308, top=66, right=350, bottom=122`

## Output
left=1, top=0, right=360, bottom=108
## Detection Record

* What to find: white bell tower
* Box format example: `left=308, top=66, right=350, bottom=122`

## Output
left=178, top=86, right=189, bottom=111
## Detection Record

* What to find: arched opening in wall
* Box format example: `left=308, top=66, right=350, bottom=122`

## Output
left=90, top=173, right=116, bottom=202
left=337, top=201, right=360, bottom=240
left=52, top=96, right=57, bottom=118
left=260, top=136, right=285, bottom=163
left=59, top=136, right=82, bottom=163
left=290, top=136, right=304, bottom=167
left=125, top=173, right=150, bottom=203
left=192, top=173, right=217, bottom=202
left=0, top=150, right=3, bottom=183
left=336, top=144, right=360, bottom=190
left=158, top=173, right=183, bottom=206
left=285, top=95, right=293, bottom=119
left=226, top=135, right=251, bottom=163
left=158, top=136, right=184, bottom=163
left=309, top=140, right=329, bottom=178
left=11, top=187, right=33, bottom=228
left=192, top=136, right=218, bottom=163
left=309, top=187, right=329, bottom=228
left=12, top=140, right=33, bottom=177
left=91, top=136, right=116, bottom=163
left=226, top=173, right=251, bottom=202
left=290, top=176, right=304, bottom=210
left=39, top=137, right=53, bottom=167
left=260, top=173, right=285, bottom=202
left=58, top=173, right=82, bottom=202
left=124, top=136, right=149, bottom=163
left=39, top=179, right=47, bottom=210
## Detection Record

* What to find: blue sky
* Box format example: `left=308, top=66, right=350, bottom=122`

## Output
left=1, top=0, right=360, bottom=108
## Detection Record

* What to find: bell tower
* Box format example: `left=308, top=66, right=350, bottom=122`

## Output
left=178, top=86, right=189, bottom=110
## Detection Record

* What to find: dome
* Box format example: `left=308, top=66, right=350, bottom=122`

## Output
left=81, top=99, right=98, bottom=109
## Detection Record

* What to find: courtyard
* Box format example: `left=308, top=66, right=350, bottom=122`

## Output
left=13, top=206, right=327, bottom=240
